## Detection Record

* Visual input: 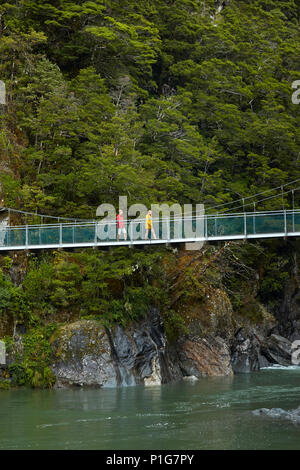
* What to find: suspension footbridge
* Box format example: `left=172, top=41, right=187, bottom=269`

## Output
left=1, top=179, right=300, bottom=251
left=0, top=209, right=299, bottom=251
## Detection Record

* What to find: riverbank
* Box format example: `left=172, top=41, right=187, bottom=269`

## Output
left=1, top=241, right=300, bottom=389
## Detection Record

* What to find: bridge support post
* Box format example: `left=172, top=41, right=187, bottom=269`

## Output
left=129, top=222, right=133, bottom=248
left=25, top=225, right=28, bottom=248
left=284, top=210, right=287, bottom=239
left=293, top=210, right=295, bottom=233
left=59, top=224, right=62, bottom=247
left=244, top=212, right=247, bottom=240
left=94, top=222, right=97, bottom=247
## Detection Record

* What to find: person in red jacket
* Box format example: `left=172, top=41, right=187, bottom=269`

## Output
left=116, top=209, right=127, bottom=241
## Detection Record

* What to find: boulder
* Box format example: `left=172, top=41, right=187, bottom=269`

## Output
left=231, top=328, right=261, bottom=373
left=50, top=321, right=118, bottom=388
left=253, top=406, right=300, bottom=424
left=261, top=334, right=292, bottom=366
left=175, top=335, right=233, bottom=377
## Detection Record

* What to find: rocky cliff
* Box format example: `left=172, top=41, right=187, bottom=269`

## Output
left=50, top=308, right=182, bottom=388
left=48, top=305, right=294, bottom=388
left=48, top=308, right=234, bottom=388
left=1, top=241, right=299, bottom=389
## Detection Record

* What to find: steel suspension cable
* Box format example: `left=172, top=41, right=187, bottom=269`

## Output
left=204, top=177, right=300, bottom=213
left=221, top=185, right=300, bottom=214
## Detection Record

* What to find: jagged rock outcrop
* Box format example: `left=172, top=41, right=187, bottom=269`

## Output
left=261, top=334, right=292, bottom=366
left=111, top=307, right=182, bottom=385
left=50, top=321, right=118, bottom=387
left=231, top=328, right=262, bottom=373
left=273, top=269, right=300, bottom=342
left=174, top=335, right=233, bottom=377
left=49, top=304, right=296, bottom=387
left=231, top=328, right=293, bottom=373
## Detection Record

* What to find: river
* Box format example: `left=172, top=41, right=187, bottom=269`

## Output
left=1, top=366, right=300, bottom=450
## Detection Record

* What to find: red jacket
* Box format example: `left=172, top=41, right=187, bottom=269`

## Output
left=117, top=214, right=124, bottom=228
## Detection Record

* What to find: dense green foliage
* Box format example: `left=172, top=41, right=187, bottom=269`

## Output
left=1, top=1, right=300, bottom=387
left=5, top=324, right=57, bottom=387
left=23, top=248, right=168, bottom=323
left=1, top=0, right=300, bottom=217
left=0, top=247, right=171, bottom=387
left=0, top=248, right=169, bottom=324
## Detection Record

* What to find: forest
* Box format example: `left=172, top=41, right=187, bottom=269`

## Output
left=1, top=0, right=300, bottom=217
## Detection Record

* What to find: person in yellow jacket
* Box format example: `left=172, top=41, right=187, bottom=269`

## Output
left=145, top=209, right=157, bottom=240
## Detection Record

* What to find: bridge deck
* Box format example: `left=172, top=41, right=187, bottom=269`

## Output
left=0, top=209, right=299, bottom=251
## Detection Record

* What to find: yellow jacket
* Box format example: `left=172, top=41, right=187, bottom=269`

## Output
left=145, top=214, right=152, bottom=229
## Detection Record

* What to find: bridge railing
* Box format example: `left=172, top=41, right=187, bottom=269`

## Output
left=1, top=209, right=300, bottom=248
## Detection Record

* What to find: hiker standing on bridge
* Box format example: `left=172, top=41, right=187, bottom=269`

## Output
left=117, top=209, right=127, bottom=241
left=145, top=209, right=157, bottom=240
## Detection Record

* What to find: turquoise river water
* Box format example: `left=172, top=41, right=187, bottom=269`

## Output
left=0, top=366, right=300, bottom=450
